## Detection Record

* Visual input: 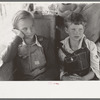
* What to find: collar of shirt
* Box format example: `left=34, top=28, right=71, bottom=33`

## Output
left=61, top=34, right=86, bottom=53
left=96, top=42, right=100, bottom=53
left=22, top=35, right=42, bottom=47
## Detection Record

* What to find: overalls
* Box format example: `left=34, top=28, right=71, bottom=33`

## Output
left=15, top=38, right=46, bottom=80
left=61, top=39, right=90, bottom=76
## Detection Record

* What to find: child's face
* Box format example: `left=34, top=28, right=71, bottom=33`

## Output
left=17, top=17, right=36, bottom=39
left=66, top=23, right=84, bottom=41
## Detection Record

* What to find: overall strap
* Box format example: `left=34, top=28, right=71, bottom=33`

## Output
left=59, top=42, right=70, bottom=56
left=82, top=38, right=87, bottom=48
left=59, top=38, right=87, bottom=56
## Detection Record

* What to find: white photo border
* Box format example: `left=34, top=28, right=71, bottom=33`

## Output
left=0, top=1, right=100, bottom=99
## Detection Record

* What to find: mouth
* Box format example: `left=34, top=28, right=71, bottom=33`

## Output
left=25, top=35, right=34, bottom=38
left=74, top=36, right=80, bottom=38
left=27, top=35, right=32, bottom=37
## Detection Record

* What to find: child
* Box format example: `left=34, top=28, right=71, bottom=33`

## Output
left=58, top=12, right=100, bottom=80
left=0, top=10, right=59, bottom=80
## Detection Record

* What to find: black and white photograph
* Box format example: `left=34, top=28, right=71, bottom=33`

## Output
left=0, top=1, right=100, bottom=98
left=0, top=2, right=100, bottom=81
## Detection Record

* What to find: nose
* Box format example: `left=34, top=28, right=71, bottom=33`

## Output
left=74, top=29, right=79, bottom=35
left=27, top=28, right=32, bottom=35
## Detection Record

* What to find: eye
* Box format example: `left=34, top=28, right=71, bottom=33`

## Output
left=72, top=29, right=75, bottom=31
left=79, top=28, right=83, bottom=31
left=31, top=24, right=35, bottom=29
left=22, top=27, right=27, bottom=31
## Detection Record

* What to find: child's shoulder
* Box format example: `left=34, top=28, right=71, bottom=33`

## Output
left=96, top=41, right=100, bottom=52
left=85, top=37, right=95, bottom=45
left=85, top=37, right=97, bottom=50
left=60, top=36, right=69, bottom=44
left=37, top=35, right=48, bottom=42
left=37, top=35, right=50, bottom=48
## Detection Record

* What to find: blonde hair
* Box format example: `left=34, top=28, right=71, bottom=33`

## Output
left=12, top=10, right=34, bottom=29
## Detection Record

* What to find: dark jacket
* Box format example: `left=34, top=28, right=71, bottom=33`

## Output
left=1, top=35, right=60, bottom=80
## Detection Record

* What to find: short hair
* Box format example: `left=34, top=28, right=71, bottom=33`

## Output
left=64, top=12, right=86, bottom=28
left=12, top=10, right=34, bottom=29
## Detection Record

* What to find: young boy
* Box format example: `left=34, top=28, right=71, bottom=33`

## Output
left=58, top=12, right=100, bottom=80
left=0, top=10, right=59, bottom=80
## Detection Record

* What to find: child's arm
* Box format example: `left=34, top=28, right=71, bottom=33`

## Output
left=58, top=49, right=66, bottom=62
left=82, top=70, right=95, bottom=80
left=58, top=49, right=70, bottom=80
left=88, top=40, right=100, bottom=79
left=0, top=29, right=24, bottom=64
left=60, top=71, right=94, bottom=80
left=80, top=40, right=100, bottom=80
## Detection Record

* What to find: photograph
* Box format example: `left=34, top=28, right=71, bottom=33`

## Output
left=0, top=1, right=100, bottom=98
left=0, top=2, right=100, bottom=81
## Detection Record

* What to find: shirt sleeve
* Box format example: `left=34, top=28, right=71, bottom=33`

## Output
left=88, top=40, right=100, bottom=79
left=58, top=48, right=66, bottom=62
left=0, top=36, right=22, bottom=65
left=58, top=45, right=67, bottom=79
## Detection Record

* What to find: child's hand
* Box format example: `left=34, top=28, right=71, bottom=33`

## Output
left=62, top=74, right=84, bottom=81
left=33, top=67, right=46, bottom=78
left=12, top=29, right=24, bottom=39
left=69, top=74, right=84, bottom=80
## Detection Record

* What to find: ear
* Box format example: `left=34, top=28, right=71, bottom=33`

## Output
left=64, top=27, right=69, bottom=34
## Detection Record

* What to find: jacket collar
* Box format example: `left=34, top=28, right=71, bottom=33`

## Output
left=61, top=34, right=86, bottom=53
left=22, top=35, right=42, bottom=47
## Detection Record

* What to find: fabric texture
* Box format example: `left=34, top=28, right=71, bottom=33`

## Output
left=1, top=35, right=59, bottom=80
left=59, top=35, right=100, bottom=79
